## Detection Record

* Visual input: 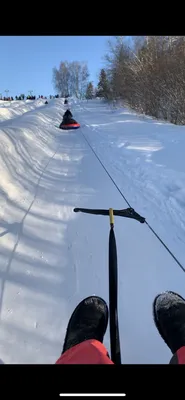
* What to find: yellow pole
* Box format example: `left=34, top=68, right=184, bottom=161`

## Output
left=109, top=208, right=114, bottom=226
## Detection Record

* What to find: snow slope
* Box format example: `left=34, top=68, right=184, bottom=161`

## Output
left=0, top=98, right=185, bottom=364
left=75, top=100, right=185, bottom=266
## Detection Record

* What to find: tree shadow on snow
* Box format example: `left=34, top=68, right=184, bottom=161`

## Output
left=0, top=126, right=110, bottom=363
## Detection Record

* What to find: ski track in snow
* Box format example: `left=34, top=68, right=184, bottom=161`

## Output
left=0, top=98, right=185, bottom=363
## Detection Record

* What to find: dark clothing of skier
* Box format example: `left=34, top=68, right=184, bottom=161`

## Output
left=63, top=109, right=73, bottom=118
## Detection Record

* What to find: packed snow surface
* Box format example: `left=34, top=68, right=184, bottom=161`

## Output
left=0, top=97, right=185, bottom=364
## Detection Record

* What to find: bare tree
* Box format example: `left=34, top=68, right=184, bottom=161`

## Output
left=69, top=62, right=81, bottom=98
left=103, top=36, right=185, bottom=124
left=79, top=63, right=90, bottom=99
left=52, top=62, right=70, bottom=97
left=53, top=61, right=89, bottom=99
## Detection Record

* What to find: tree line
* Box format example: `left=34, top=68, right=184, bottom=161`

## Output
left=52, top=60, right=109, bottom=101
left=53, top=37, right=185, bottom=125
left=53, top=61, right=90, bottom=99
left=102, top=36, right=185, bottom=125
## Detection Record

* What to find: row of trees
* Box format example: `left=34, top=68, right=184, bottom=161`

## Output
left=99, top=36, right=185, bottom=125
left=52, top=59, right=111, bottom=101
left=54, top=36, right=185, bottom=125
left=85, top=74, right=109, bottom=100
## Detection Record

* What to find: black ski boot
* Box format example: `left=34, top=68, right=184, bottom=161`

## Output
left=62, top=296, right=108, bottom=354
left=153, top=291, right=185, bottom=358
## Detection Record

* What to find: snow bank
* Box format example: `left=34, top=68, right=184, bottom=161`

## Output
left=0, top=99, right=47, bottom=122
left=0, top=99, right=76, bottom=363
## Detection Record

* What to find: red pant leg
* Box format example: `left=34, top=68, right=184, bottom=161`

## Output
left=170, top=346, right=185, bottom=364
left=56, top=339, right=114, bottom=364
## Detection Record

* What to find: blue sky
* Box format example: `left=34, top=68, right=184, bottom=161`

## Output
left=0, top=36, right=112, bottom=98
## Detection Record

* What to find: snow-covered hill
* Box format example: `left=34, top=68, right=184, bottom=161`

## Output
left=0, top=98, right=185, bottom=364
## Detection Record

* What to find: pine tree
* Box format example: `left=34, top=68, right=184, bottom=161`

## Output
left=97, top=69, right=110, bottom=99
left=85, top=82, right=94, bottom=99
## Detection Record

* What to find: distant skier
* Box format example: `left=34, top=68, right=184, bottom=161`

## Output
left=58, top=109, right=80, bottom=130
left=55, top=291, right=185, bottom=364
